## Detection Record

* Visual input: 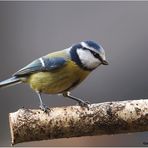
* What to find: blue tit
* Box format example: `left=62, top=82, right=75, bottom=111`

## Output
left=0, top=40, right=109, bottom=112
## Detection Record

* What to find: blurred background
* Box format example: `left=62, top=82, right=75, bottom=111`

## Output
left=0, top=1, right=148, bottom=146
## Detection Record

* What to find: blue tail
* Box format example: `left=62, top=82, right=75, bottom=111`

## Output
left=0, top=76, right=21, bottom=89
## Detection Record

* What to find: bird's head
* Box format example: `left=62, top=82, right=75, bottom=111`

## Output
left=69, top=40, right=109, bottom=71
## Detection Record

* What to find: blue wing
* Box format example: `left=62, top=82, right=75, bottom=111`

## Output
left=13, top=57, right=67, bottom=76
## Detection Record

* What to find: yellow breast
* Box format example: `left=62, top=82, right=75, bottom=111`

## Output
left=27, top=60, right=90, bottom=94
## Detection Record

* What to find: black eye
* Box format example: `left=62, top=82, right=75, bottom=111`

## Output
left=92, top=51, right=103, bottom=61
left=92, top=51, right=98, bottom=57
left=93, top=52, right=97, bottom=56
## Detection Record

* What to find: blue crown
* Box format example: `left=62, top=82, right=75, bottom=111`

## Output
left=84, top=40, right=101, bottom=50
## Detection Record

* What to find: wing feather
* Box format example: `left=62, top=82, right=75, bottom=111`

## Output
left=13, top=57, right=67, bottom=76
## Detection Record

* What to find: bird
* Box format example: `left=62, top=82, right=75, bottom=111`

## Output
left=0, top=40, right=109, bottom=112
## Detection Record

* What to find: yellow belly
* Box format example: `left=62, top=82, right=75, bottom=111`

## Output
left=27, top=61, right=90, bottom=94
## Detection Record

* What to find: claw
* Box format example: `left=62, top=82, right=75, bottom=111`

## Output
left=78, top=100, right=90, bottom=110
left=39, top=104, right=50, bottom=113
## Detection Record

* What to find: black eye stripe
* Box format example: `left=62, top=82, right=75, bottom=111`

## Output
left=92, top=51, right=102, bottom=61
left=82, top=47, right=103, bottom=62
left=95, top=53, right=103, bottom=62
left=82, top=47, right=98, bottom=57
left=82, top=47, right=89, bottom=50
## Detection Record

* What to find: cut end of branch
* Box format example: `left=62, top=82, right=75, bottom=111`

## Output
left=9, top=112, right=15, bottom=145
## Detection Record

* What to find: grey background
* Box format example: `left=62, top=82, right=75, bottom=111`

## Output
left=0, top=1, right=148, bottom=146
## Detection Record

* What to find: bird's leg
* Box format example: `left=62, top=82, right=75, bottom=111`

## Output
left=63, top=92, right=90, bottom=109
left=36, top=91, right=49, bottom=112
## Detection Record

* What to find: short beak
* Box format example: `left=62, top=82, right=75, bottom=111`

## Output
left=102, top=60, right=109, bottom=65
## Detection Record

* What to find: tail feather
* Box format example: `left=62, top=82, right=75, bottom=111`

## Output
left=0, top=76, right=21, bottom=89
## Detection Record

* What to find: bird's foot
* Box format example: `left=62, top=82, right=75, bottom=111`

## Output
left=39, top=104, right=50, bottom=113
left=78, top=100, right=90, bottom=110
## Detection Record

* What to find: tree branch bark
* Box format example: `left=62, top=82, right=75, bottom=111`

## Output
left=9, top=99, right=148, bottom=145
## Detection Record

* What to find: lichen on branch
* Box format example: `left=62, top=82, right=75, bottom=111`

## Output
left=9, top=99, right=148, bottom=145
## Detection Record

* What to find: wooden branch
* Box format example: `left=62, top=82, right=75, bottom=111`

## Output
left=9, top=99, right=148, bottom=145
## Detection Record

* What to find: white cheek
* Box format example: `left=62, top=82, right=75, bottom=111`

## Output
left=77, top=49, right=101, bottom=69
